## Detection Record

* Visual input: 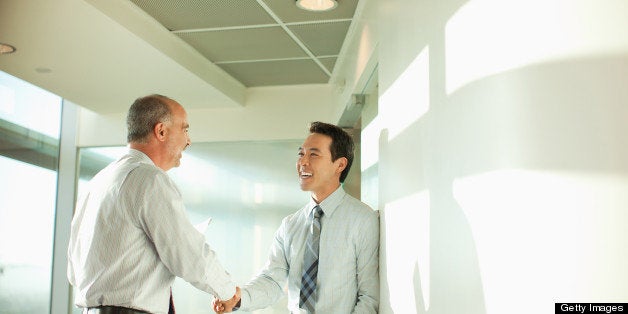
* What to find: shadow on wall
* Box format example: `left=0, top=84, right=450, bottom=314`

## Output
left=378, top=124, right=486, bottom=314
left=375, top=0, right=488, bottom=312
left=376, top=25, right=628, bottom=314
left=373, top=0, right=628, bottom=312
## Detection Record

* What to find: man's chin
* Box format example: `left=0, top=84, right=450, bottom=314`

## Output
left=298, top=182, right=311, bottom=192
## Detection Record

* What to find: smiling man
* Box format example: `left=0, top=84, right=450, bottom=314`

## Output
left=68, top=94, right=239, bottom=314
left=215, top=121, right=380, bottom=314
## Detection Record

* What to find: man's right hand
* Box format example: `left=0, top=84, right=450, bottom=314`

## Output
left=213, top=286, right=241, bottom=313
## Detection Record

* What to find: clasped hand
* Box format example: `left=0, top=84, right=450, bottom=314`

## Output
left=213, top=286, right=241, bottom=313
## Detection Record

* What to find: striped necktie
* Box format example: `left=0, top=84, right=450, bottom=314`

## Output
left=299, top=205, right=324, bottom=313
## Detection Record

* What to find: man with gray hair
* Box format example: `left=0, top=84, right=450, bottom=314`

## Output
left=68, top=94, right=240, bottom=314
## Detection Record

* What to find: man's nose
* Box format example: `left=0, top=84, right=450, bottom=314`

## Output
left=298, top=155, right=309, bottom=166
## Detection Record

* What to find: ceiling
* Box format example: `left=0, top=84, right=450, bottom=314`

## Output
left=0, top=0, right=362, bottom=113
left=128, top=0, right=358, bottom=87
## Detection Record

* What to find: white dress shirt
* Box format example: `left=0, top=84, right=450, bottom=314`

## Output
left=240, top=186, right=379, bottom=313
left=67, top=149, right=235, bottom=314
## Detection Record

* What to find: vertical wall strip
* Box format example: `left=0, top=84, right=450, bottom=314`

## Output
left=50, top=100, right=78, bottom=314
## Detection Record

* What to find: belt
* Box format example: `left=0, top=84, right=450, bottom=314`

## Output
left=84, top=306, right=149, bottom=314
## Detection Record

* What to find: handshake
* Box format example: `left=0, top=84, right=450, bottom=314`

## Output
left=213, top=286, right=241, bottom=313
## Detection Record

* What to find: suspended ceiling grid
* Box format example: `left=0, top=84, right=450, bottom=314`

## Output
left=129, top=0, right=359, bottom=87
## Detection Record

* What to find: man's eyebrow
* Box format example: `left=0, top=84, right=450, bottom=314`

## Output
left=297, top=147, right=322, bottom=152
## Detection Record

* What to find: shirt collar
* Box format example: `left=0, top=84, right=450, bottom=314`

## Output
left=307, top=185, right=346, bottom=218
left=127, top=148, right=156, bottom=166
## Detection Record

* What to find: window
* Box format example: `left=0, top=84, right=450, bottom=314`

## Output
left=0, top=71, right=62, bottom=312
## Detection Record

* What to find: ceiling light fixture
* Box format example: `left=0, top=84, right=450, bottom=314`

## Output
left=0, top=43, right=16, bottom=54
left=296, top=0, right=338, bottom=12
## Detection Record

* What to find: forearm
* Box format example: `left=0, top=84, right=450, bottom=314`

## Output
left=353, top=211, right=380, bottom=313
left=352, top=263, right=379, bottom=313
left=187, top=244, right=237, bottom=300
left=239, top=273, right=285, bottom=311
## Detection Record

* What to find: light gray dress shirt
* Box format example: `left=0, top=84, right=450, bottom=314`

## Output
left=67, top=149, right=236, bottom=314
left=240, top=186, right=379, bottom=313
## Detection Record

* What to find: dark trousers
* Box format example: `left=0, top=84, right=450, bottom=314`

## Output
left=84, top=306, right=148, bottom=314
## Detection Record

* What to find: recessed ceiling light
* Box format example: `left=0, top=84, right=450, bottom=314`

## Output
left=0, top=43, right=16, bottom=54
left=296, top=0, right=338, bottom=12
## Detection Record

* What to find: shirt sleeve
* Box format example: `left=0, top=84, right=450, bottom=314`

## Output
left=239, top=219, right=290, bottom=311
left=352, top=209, right=380, bottom=313
left=131, top=167, right=237, bottom=300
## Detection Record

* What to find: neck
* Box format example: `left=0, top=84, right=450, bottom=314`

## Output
left=129, top=142, right=170, bottom=171
left=311, top=183, right=341, bottom=204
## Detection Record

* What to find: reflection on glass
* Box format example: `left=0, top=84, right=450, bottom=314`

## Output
left=0, top=71, right=61, bottom=313
left=77, top=140, right=305, bottom=313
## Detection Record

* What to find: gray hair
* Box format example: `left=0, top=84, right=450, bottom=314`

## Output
left=126, top=94, right=173, bottom=143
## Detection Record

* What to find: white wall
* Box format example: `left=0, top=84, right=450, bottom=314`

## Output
left=76, top=84, right=342, bottom=146
left=350, top=0, right=628, bottom=313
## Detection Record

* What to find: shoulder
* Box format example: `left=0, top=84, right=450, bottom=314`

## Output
left=281, top=207, right=306, bottom=226
left=342, top=193, right=378, bottom=220
left=277, top=206, right=308, bottom=234
left=121, top=162, right=179, bottom=198
left=126, top=162, right=168, bottom=183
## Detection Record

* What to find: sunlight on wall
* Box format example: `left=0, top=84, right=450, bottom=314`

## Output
left=383, top=191, right=430, bottom=312
left=361, top=47, right=429, bottom=172
left=379, top=47, right=430, bottom=141
left=444, top=0, right=628, bottom=94
left=453, top=169, right=628, bottom=313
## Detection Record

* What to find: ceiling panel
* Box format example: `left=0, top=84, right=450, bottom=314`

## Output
left=177, top=27, right=308, bottom=62
left=288, top=20, right=352, bottom=56
left=129, top=0, right=275, bottom=30
left=319, top=57, right=338, bottom=73
left=219, top=59, right=329, bottom=87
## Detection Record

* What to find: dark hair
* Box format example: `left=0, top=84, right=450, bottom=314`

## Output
left=126, top=94, right=172, bottom=143
left=309, top=121, right=355, bottom=183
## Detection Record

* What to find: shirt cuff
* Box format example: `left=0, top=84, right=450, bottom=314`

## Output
left=238, top=288, right=251, bottom=311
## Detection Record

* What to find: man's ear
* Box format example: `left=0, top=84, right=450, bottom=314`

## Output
left=154, top=122, right=166, bottom=141
left=335, top=157, right=348, bottom=174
